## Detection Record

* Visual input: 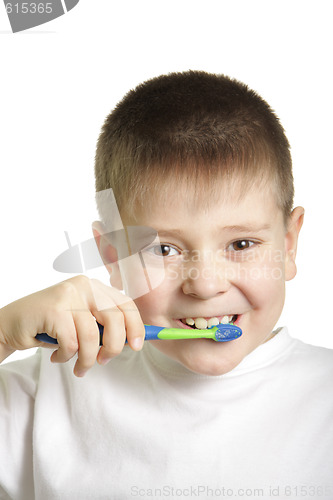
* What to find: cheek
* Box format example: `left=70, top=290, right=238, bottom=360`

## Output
left=132, top=261, right=182, bottom=322
left=133, top=295, right=155, bottom=322
left=236, top=259, right=286, bottom=315
left=120, top=255, right=167, bottom=300
left=134, top=284, right=172, bottom=323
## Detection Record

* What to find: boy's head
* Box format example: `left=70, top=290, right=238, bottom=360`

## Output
left=93, top=71, right=304, bottom=376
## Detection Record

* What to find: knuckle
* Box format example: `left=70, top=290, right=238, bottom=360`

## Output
left=65, top=338, right=79, bottom=354
left=70, top=275, right=90, bottom=289
left=52, top=282, right=77, bottom=310
left=102, top=342, right=124, bottom=357
left=89, top=278, right=102, bottom=289
left=59, top=276, right=88, bottom=299
left=51, top=276, right=91, bottom=314
left=101, top=310, right=124, bottom=329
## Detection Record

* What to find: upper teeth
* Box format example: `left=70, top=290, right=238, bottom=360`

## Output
left=184, top=316, right=235, bottom=329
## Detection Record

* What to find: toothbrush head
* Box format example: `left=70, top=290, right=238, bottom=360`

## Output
left=212, top=323, right=242, bottom=341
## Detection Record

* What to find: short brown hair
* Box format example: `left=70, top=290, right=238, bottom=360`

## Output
left=95, top=71, right=294, bottom=225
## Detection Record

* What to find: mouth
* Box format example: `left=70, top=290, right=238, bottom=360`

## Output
left=176, top=315, right=239, bottom=330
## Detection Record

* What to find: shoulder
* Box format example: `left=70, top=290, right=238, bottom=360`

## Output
left=290, top=337, right=333, bottom=370
left=281, top=335, right=333, bottom=397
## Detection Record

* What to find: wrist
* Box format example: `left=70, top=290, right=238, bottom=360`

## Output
left=0, top=344, right=16, bottom=363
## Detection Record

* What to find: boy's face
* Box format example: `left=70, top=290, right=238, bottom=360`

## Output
left=106, top=178, right=304, bottom=376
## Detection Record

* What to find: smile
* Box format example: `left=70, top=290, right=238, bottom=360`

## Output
left=179, top=315, right=239, bottom=330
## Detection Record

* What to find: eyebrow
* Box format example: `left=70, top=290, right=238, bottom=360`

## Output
left=220, top=224, right=272, bottom=233
left=156, top=224, right=272, bottom=237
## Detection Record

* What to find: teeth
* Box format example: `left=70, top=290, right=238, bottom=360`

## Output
left=184, top=315, right=235, bottom=329
left=221, top=315, right=231, bottom=324
left=185, top=318, right=195, bottom=326
left=207, top=317, right=219, bottom=328
left=194, top=318, right=208, bottom=329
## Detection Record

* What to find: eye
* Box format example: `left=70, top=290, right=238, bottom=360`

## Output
left=228, top=240, right=255, bottom=251
left=145, top=244, right=180, bottom=258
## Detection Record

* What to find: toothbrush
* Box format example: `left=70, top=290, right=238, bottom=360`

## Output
left=35, top=322, right=242, bottom=345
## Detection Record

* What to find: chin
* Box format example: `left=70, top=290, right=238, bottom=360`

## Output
left=184, top=358, right=240, bottom=376
left=152, top=337, right=247, bottom=376
left=178, top=342, right=244, bottom=376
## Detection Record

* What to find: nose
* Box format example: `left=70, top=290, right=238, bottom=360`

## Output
left=181, top=252, right=231, bottom=299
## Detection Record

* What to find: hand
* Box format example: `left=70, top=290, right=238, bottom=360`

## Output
left=0, top=276, right=145, bottom=377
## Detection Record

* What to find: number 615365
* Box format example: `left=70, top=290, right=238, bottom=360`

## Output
left=5, top=3, right=53, bottom=14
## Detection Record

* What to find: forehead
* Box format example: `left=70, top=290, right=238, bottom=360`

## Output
left=123, top=175, right=283, bottom=231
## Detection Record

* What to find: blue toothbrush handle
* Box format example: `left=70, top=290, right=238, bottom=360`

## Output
left=36, top=323, right=164, bottom=345
left=142, top=325, right=165, bottom=340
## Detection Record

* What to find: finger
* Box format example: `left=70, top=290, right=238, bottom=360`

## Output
left=49, top=317, right=79, bottom=364
left=72, top=314, right=100, bottom=377
left=38, top=342, right=60, bottom=350
left=95, top=307, right=126, bottom=365
left=117, top=301, right=145, bottom=351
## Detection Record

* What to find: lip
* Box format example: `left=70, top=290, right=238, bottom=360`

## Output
left=175, top=319, right=195, bottom=329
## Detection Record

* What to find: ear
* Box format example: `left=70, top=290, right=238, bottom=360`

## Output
left=92, top=221, right=123, bottom=290
left=284, top=207, right=305, bottom=281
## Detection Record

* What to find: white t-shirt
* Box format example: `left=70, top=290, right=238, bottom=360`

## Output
left=0, top=327, right=333, bottom=500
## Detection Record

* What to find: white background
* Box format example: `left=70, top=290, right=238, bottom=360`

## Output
left=0, top=0, right=332, bottom=363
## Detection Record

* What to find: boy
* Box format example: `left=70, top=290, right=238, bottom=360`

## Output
left=0, top=71, right=332, bottom=500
